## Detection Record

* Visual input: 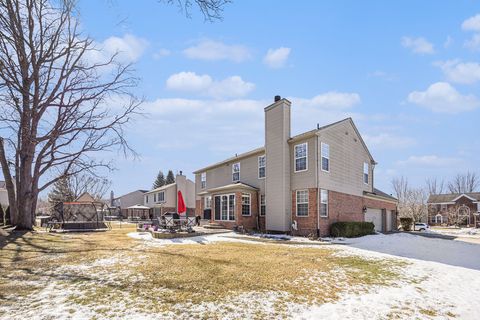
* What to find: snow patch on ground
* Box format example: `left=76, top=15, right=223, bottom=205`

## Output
left=341, top=232, right=480, bottom=270
left=432, top=227, right=480, bottom=237
left=297, top=233, right=480, bottom=319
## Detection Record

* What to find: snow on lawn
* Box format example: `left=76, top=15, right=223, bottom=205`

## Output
left=343, top=232, right=480, bottom=270
left=431, top=227, right=480, bottom=237
left=299, top=233, right=480, bottom=319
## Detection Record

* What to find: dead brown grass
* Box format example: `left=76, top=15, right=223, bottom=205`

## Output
left=0, top=224, right=406, bottom=319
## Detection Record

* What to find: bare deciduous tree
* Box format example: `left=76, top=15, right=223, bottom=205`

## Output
left=447, top=172, right=479, bottom=194
left=0, top=0, right=141, bottom=229
left=392, top=176, right=428, bottom=225
left=164, top=0, right=231, bottom=21
left=69, top=173, right=111, bottom=200
left=426, top=177, right=445, bottom=195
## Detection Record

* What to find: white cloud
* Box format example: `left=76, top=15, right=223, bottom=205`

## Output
left=397, top=155, right=462, bottom=167
left=401, top=36, right=435, bottom=54
left=435, top=60, right=480, bottom=84
left=461, top=15, right=480, bottom=50
left=183, top=39, right=251, bottom=62
left=462, top=14, right=480, bottom=31
left=363, top=133, right=415, bottom=149
left=152, top=48, right=171, bottom=60
left=291, top=92, right=361, bottom=110
left=407, top=82, right=480, bottom=113
left=166, top=72, right=213, bottom=92
left=85, top=34, right=148, bottom=67
left=165, top=71, right=255, bottom=99
left=263, top=47, right=291, bottom=69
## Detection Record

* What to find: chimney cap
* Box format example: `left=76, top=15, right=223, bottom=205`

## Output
left=274, top=95, right=281, bottom=102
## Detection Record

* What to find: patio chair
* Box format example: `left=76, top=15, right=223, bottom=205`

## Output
left=165, top=216, right=175, bottom=230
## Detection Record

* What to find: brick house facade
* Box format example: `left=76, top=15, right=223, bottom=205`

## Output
left=428, top=193, right=480, bottom=227
left=193, top=97, right=398, bottom=236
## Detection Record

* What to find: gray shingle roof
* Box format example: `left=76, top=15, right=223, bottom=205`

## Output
left=428, top=192, right=480, bottom=203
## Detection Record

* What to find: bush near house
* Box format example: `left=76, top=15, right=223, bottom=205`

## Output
left=399, top=218, right=413, bottom=231
left=330, top=221, right=375, bottom=238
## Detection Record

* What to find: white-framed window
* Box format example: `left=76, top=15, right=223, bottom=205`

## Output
left=258, top=155, right=266, bottom=179
left=146, top=195, right=149, bottom=204
left=321, top=142, right=330, bottom=172
left=440, top=204, right=447, bottom=211
left=154, top=193, right=157, bottom=202
left=232, top=162, right=240, bottom=182
left=294, top=143, right=308, bottom=172
left=435, top=214, right=443, bottom=224
left=215, top=194, right=235, bottom=221
left=201, top=172, right=206, bottom=189
left=260, top=194, right=266, bottom=216
left=205, top=196, right=212, bottom=209
left=158, top=191, right=165, bottom=202
left=296, top=190, right=309, bottom=216
left=242, top=193, right=251, bottom=216
left=320, top=189, right=328, bottom=217
left=363, top=162, right=369, bottom=184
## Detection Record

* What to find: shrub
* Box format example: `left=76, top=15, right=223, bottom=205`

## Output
left=330, top=221, right=375, bottom=238
left=399, top=217, right=413, bottom=231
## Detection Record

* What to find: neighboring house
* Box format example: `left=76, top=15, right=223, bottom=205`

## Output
left=427, top=193, right=480, bottom=227
left=143, top=171, right=196, bottom=217
left=112, top=189, right=148, bottom=218
left=193, top=96, right=397, bottom=236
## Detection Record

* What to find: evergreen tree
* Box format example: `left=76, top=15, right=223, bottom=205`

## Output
left=48, top=177, right=75, bottom=205
left=153, top=170, right=166, bottom=189
left=166, top=170, right=175, bottom=185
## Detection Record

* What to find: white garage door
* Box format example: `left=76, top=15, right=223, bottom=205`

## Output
left=365, top=208, right=383, bottom=232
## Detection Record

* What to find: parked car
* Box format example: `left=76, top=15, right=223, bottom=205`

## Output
left=414, top=223, right=430, bottom=231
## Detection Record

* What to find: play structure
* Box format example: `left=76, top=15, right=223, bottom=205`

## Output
left=46, top=193, right=111, bottom=231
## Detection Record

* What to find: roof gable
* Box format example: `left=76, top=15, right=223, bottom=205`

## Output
left=428, top=192, right=480, bottom=203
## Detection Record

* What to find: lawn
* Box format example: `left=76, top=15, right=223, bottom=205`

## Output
left=0, top=225, right=406, bottom=319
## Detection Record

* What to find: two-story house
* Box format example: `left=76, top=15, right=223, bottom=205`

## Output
left=193, top=96, right=397, bottom=236
left=143, top=171, right=196, bottom=217
left=427, top=193, right=480, bottom=227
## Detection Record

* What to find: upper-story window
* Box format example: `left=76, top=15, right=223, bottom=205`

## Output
left=146, top=195, right=149, bottom=204
left=321, top=142, right=330, bottom=172
left=232, top=162, right=240, bottom=182
left=201, top=172, right=206, bottom=189
left=296, top=190, right=309, bottom=216
left=157, top=191, right=165, bottom=202
left=258, top=155, right=266, bottom=179
left=154, top=193, right=157, bottom=202
left=363, top=162, right=369, bottom=184
left=440, top=204, right=447, bottom=211
left=294, top=143, right=308, bottom=172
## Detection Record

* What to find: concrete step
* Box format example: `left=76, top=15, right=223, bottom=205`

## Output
left=203, top=222, right=225, bottom=229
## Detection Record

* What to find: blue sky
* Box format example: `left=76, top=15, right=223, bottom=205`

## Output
left=76, top=0, right=480, bottom=196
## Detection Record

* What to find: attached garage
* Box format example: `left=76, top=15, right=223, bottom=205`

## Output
left=364, top=208, right=396, bottom=232
left=365, top=208, right=383, bottom=232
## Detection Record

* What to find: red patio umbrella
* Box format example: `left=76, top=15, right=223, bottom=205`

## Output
left=177, top=190, right=186, bottom=215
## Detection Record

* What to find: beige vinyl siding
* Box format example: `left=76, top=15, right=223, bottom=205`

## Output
left=317, top=120, right=373, bottom=196
left=144, top=184, right=177, bottom=208
left=290, top=136, right=317, bottom=190
left=265, top=100, right=291, bottom=231
left=195, top=151, right=266, bottom=195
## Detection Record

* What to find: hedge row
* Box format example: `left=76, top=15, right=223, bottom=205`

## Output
left=330, top=221, right=375, bottom=238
